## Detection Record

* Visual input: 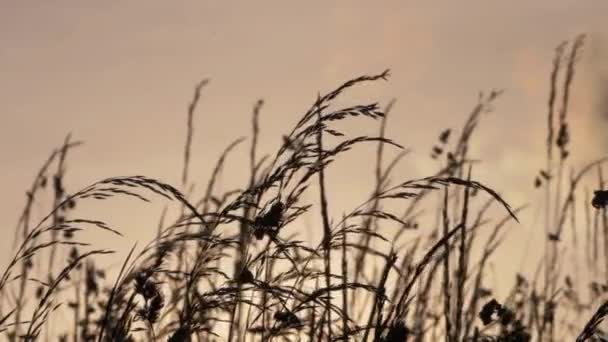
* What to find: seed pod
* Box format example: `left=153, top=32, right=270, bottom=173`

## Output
left=479, top=299, right=502, bottom=325
left=439, top=129, right=451, bottom=144
left=238, top=267, right=254, bottom=284
left=253, top=227, right=265, bottom=240
left=257, top=201, right=284, bottom=228
left=592, top=190, right=608, bottom=209
left=384, top=321, right=409, bottom=342
left=274, top=310, right=300, bottom=328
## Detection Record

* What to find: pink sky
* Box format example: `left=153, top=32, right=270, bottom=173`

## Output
left=1, top=0, right=608, bottom=307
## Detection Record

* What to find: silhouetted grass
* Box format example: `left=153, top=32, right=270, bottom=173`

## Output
left=3, top=33, right=607, bottom=342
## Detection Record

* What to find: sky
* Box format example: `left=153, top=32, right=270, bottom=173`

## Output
left=1, top=0, right=608, bottom=301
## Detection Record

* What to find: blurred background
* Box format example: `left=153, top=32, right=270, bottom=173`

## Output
left=1, top=0, right=608, bottom=314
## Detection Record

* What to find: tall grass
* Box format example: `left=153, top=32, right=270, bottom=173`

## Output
left=1, top=33, right=607, bottom=342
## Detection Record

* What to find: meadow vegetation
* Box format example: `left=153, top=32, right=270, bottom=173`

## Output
left=1, top=34, right=606, bottom=341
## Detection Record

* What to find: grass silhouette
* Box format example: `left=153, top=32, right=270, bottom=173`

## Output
left=1, top=33, right=607, bottom=342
